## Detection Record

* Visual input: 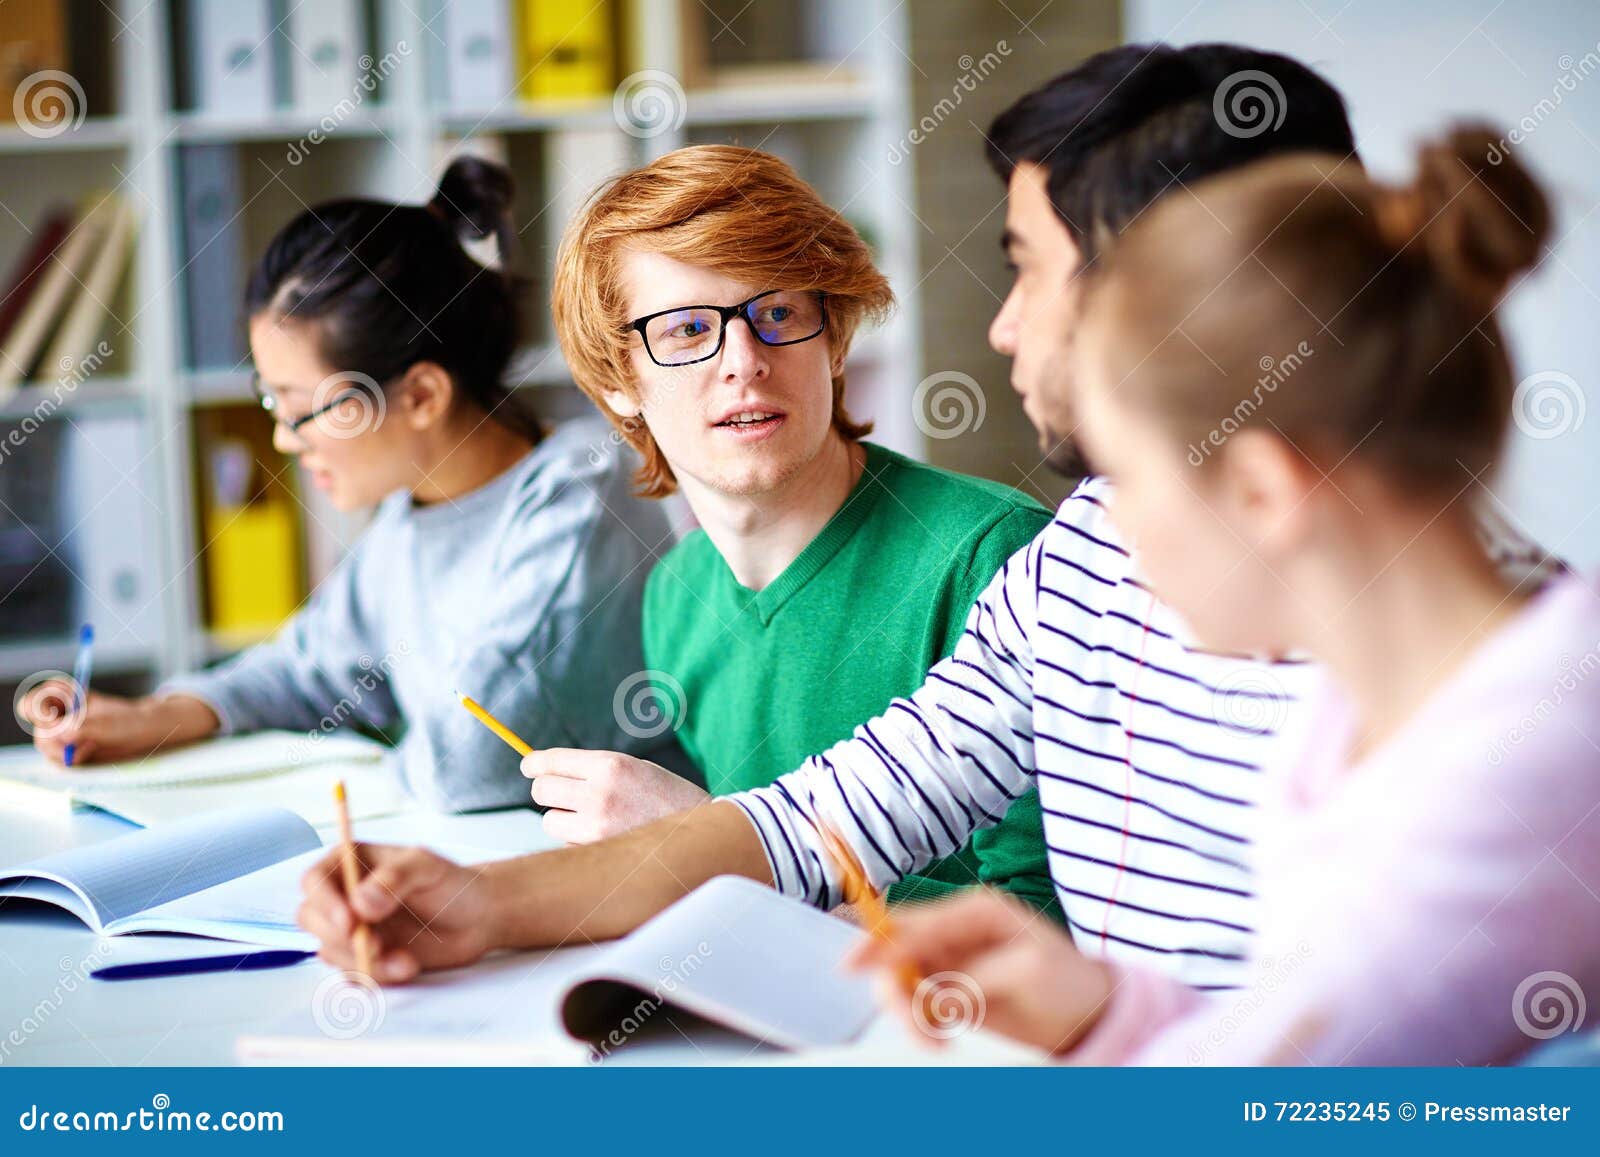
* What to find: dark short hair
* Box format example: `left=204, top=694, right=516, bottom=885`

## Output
left=987, top=43, right=1359, bottom=261
left=246, top=156, right=538, bottom=440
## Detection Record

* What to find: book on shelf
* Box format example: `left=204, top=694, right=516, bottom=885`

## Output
left=0, top=207, right=73, bottom=350
left=0, top=193, right=133, bottom=400
left=40, top=193, right=137, bottom=378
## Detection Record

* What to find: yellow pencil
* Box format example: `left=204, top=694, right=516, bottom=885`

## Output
left=454, top=690, right=534, bottom=757
left=331, top=779, right=375, bottom=978
left=816, top=816, right=922, bottom=998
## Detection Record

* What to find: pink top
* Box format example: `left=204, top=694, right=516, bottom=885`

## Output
left=1071, top=571, right=1600, bottom=1066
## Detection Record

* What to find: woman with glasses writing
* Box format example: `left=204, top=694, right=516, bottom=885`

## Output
left=23, top=157, right=691, bottom=812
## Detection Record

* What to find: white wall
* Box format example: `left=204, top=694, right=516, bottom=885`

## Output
left=1127, top=0, right=1600, bottom=566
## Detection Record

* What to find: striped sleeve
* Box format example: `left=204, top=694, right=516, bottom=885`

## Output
left=728, top=531, right=1044, bottom=908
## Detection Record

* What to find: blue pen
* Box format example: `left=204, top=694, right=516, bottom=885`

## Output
left=90, top=949, right=315, bottom=981
left=63, top=623, right=94, bottom=768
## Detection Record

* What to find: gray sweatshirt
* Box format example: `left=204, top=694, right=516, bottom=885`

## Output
left=164, top=414, right=690, bottom=811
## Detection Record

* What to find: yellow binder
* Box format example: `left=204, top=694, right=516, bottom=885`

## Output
left=518, top=0, right=615, bottom=100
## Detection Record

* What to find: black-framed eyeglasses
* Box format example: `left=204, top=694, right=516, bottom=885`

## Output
left=628, top=290, right=828, bottom=368
left=251, top=371, right=369, bottom=435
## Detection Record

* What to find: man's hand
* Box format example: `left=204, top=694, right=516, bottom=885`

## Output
left=848, top=889, right=1114, bottom=1056
left=295, top=803, right=774, bottom=980
left=19, top=687, right=219, bottom=767
left=297, top=844, right=505, bottom=983
left=520, top=749, right=710, bottom=844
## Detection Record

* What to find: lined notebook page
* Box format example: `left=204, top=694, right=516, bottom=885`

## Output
left=0, top=807, right=318, bottom=926
left=130, top=840, right=503, bottom=947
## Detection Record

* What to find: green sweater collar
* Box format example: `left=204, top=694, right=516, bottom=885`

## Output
left=744, top=441, right=897, bottom=623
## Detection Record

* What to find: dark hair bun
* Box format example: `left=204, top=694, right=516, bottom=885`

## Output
left=1379, top=124, right=1550, bottom=309
left=430, top=155, right=516, bottom=242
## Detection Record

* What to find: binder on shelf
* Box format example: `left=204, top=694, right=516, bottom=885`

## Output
left=519, top=0, right=615, bottom=101
left=435, top=0, right=513, bottom=113
left=0, top=419, right=72, bottom=640
left=59, top=413, right=164, bottom=655
left=0, top=1, right=67, bottom=125
left=202, top=437, right=299, bottom=638
left=183, top=0, right=275, bottom=117
left=177, top=143, right=248, bottom=371
left=286, top=1, right=365, bottom=114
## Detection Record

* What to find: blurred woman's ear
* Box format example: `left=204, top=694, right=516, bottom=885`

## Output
left=398, top=361, right=457, bottom=431
left=1217, top=428, right=1320, bottom=558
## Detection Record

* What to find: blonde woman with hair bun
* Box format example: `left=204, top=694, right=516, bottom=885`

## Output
left=852, top=126, right=1600, bottom=1067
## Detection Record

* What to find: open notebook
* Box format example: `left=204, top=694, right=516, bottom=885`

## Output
left=239, top=875, right=881, bottom=1062
left=0, top=807, right=325, bottom=948
left=0, top=731, right=406, bottom=827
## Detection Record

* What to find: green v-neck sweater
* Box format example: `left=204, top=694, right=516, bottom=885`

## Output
left=643, top=442, right=1060, bottom=913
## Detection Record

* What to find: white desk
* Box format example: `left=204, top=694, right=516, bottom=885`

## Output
left=0, top=802, right=772, bottom=1066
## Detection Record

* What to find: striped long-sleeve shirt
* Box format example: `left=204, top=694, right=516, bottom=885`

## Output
left=728, top=476, right=1558, bottom=992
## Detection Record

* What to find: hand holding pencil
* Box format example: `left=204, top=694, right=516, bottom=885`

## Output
left=845, top=885, right=1116, bottom=1055
left=297, top=831, right=501, bottom=985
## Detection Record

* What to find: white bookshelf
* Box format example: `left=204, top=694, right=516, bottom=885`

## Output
left=0, top=0, right=922, bottom=698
